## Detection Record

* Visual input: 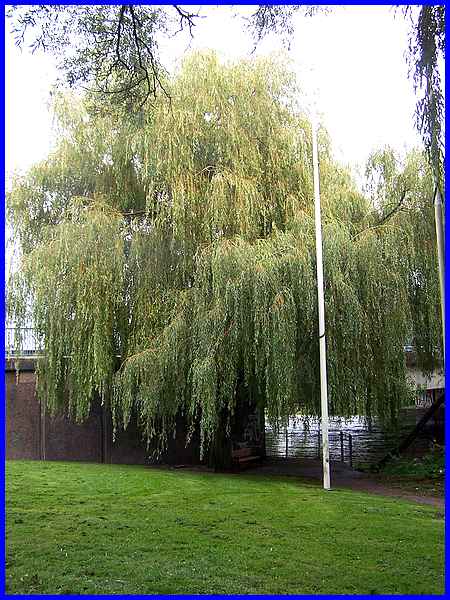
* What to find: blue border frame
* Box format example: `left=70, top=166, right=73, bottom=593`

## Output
left=2, top=5, right=7, bottom=600
left=444, top=2, right=448, bottom=597
left=2, top=2, right=447, bottom=598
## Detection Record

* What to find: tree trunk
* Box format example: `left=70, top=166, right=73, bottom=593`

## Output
left=208, top=409, right=233, bottom=471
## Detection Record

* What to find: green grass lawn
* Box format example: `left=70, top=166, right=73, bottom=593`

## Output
left=6, top=460, right=444, bottom=595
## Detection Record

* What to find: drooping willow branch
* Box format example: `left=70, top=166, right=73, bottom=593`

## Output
left=7, top=53, right=441, bottom=461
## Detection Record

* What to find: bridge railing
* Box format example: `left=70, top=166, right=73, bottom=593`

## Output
left=5, top=327, right=43, bottom=357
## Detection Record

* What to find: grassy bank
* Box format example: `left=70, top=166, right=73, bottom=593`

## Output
left=369, top=447, right=445, bottom=497
left=6, top=460, right=444, bottom=594
left=381, top=446, right=444, bottom=478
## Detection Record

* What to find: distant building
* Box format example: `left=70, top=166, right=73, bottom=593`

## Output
left=405, top=346, right=444, bottom=408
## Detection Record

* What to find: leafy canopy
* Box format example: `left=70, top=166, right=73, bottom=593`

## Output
left=8, top=53, right=441, bottom=458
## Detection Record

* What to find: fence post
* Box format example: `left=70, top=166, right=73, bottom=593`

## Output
left=317, top=428, right=321, bottom=459
left=348, top=433, right=353, bottom=468
left=340, top=431, right=344, bottom=462
left=285, top=427, right=288, bottom=459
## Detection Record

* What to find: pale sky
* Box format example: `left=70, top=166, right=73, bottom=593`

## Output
left=6, top=5, right=423, bottom=183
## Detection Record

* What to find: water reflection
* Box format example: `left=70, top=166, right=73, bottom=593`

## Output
left=265, top=412, right=428, bottom=469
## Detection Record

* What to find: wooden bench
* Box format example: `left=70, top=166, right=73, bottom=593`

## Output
left=232, top=447, right=261, bottom=469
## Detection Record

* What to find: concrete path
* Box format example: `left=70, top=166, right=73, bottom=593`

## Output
left=243, top=457, right=445, bottom=509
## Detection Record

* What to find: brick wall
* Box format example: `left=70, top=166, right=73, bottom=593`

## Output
left=6, top=370, right=41, bottom=460
left=43, top=403, right=103, bottom=463
left=6, top=362, right=201, bottom=465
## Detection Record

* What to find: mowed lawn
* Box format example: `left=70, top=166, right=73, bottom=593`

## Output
left=6, top=460, right=444, bottom=595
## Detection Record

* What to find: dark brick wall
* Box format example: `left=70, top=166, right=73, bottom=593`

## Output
left=43, top=403, right=103, bottom=463
left=6, top=370, right=41, bottom=460
left=108, top=413, right=150, bottom=465
left=6, top=364, right=201, bottom=465
left=108, top=412, right=201, bottom=465
left=162, top=414, right=201, bottom=465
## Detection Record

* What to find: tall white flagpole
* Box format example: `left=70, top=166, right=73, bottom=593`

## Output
left=312, top=111, right=331, bottom=490
left=434, top=186, right=445, bottom=359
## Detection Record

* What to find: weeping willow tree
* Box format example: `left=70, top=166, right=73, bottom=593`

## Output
left=7, top=52, right=442, bottom=465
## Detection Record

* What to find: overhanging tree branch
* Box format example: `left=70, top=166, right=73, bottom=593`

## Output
left=353, top=189, right=408, bottom=241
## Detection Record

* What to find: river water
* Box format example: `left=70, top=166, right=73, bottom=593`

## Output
left=265, top=410, right=431, bottom=469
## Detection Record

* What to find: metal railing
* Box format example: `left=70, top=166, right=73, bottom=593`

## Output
left=265, top=409, right=433, bottom=470
left=279, top=427, right=354, bottom=467
left=3, top=326, right=420, bottom=360
left=5, top=327, right=43, bottom=357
